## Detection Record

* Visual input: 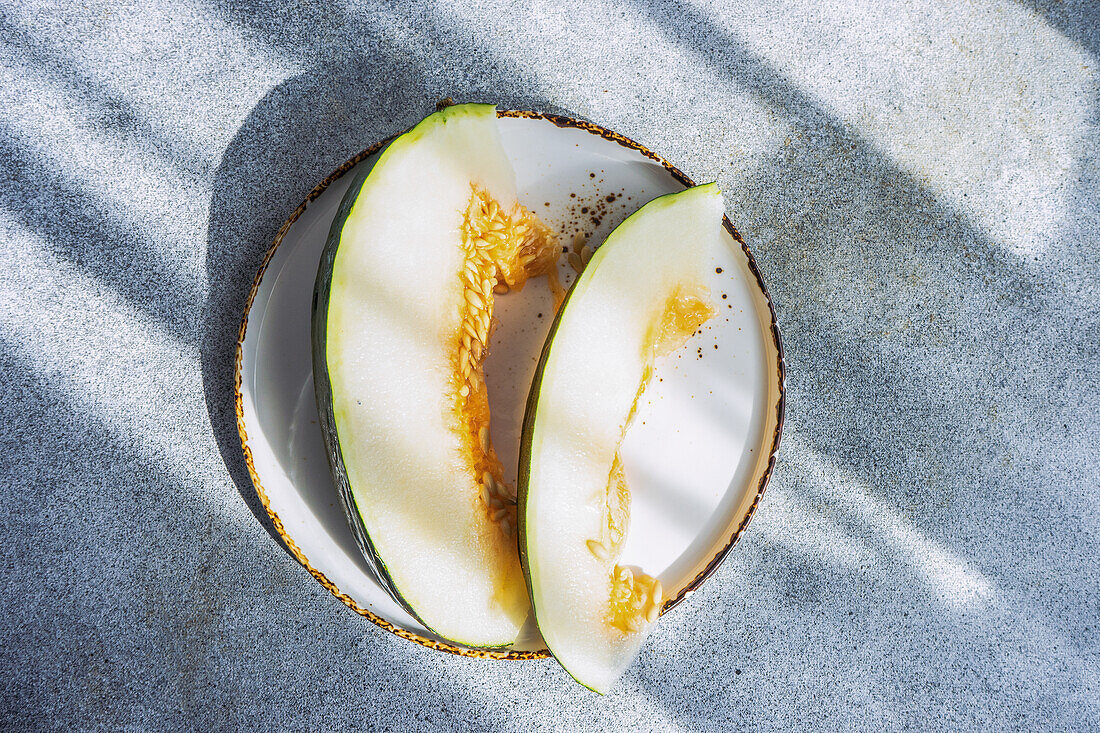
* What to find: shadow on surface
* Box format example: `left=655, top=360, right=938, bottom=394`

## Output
left=632, top=0, right=1095, bottom=584
left=0, top=15, right=210, bottom=178
left=1018, top=0, right=1100, bottom=58
left=0, top=117, right=204, bottom=345
left=0, top=331, right=456, bottom=730
left=202, top=51, right=433, bottom=551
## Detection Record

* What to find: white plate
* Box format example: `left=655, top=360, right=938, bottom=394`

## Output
left=235, top=111, right=785, bottom=659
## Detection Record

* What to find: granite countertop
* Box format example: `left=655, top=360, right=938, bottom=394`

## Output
left=2, top=0, right=1097, bottom=729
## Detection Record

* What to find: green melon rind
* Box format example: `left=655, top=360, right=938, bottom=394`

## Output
left=312, top=103, right=513, bottom=649
left=312, top=146, right=418, bottom=625
left=517, top=183, right=721, bottom=692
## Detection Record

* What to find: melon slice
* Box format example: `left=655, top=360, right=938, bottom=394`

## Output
left=312, top=104, right=559, bottom=647
left=518, top=184, right=726, bottom=692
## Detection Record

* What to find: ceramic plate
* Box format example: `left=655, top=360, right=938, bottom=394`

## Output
left=235, top=110, right=785, bottom=659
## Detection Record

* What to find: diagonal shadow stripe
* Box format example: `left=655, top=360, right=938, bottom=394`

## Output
left=0, top=13, right=212, bottom=180
left=0, top=120, right=204, bottom=347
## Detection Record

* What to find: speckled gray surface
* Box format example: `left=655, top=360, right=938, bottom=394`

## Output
left=1, top=0, right=1098, bottom=729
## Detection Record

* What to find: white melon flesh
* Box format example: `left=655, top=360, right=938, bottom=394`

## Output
left=520, top=184, right=727, bottom=692
left=316, top=104, right=557, bottom=647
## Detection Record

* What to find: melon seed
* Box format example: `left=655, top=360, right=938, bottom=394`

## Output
left=586, top=539, right=610, bottom=561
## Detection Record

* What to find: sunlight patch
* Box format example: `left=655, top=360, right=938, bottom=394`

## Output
left=696, top=0, right=1095, bottom=258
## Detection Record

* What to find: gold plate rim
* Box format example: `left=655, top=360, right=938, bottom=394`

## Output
left=234, top=108, right=786, bottom=660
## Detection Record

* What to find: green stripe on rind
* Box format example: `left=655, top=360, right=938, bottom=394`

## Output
left=516, top=183, right=721, bottom=693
